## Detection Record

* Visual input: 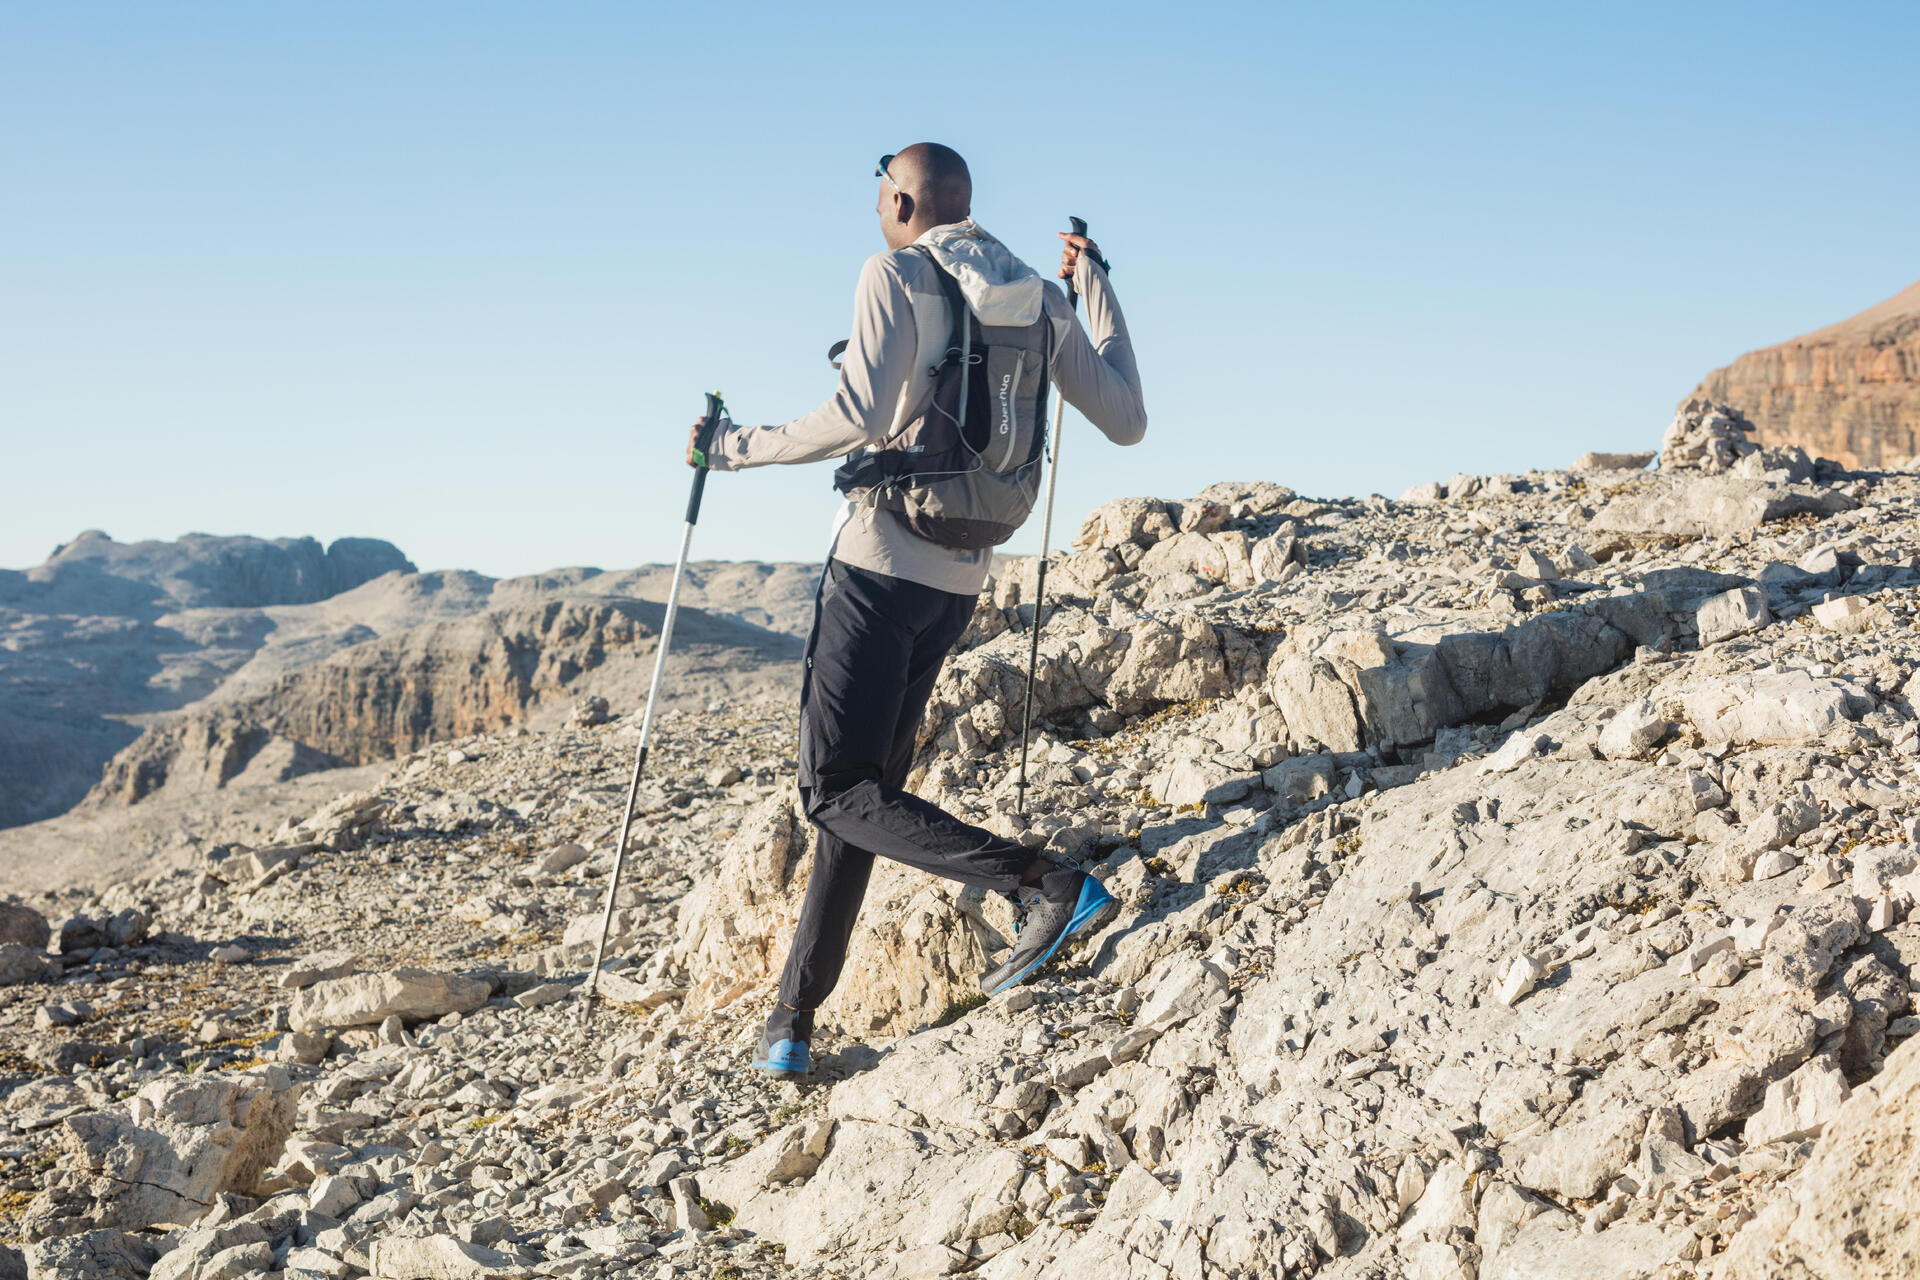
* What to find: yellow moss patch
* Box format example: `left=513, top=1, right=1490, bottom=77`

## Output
left=1214, top=875, right=1265, bottom=902
left=0, top=1050, right=45, bottom=1079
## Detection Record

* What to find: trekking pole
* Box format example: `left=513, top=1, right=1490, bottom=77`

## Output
left=1016, top=217, right=1093, bottom=820
left=580, top=391, right=726, bottom=1031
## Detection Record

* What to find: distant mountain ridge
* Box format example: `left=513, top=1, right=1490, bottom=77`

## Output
left=1688, top=278, right=1920, bottom=468
left=0, top=530, right=817, bottom=829
left=2, top=530, right=416, bottom=615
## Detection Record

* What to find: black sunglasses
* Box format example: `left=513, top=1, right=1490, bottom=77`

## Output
left=876, top=154, right=901, bottom=194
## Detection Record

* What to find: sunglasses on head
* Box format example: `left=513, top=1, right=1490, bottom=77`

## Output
left=876, top=154, right=901, bottom=194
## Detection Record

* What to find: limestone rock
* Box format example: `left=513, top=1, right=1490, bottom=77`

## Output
left=1812, top=593, right=1892, bottom=635
left=1249, top=529, right=1307, bottom=583
left=1264, top=752, right=1335, bottom=804
left=567, top=695, right=610, bottom=728
left=1660, top=399, right=1760, bottom=473
left=1483, top=1220, right=1684, bottom=1280
left=1680, top=669, right=1871, bottom=747
left=588, top=969, right=682, bottom=1010
left=1517, top=1104, right=1649, bottom=1200
left=1571, top=450, right=1654, bottom=471
left=1588, top=473, right=1857, bottom=538
left=1151, top=759, right=1253, bottom=807
left=1107, top=614, right=1229, bottom=716
left=85, top=592, right=801, bottom=816
left=698, top=1119, right=835, bottom=1209
left=1494, top=953, right=1544, bottom=1007
left=1139, top=531, right=1228, bottom=582
left=1135, top=954, right=1230, bottom=1031
left=1479, top=731, right=1552, bottom=777
left=728, top=1121, right=1025, bottom=1266
left=1744, top=1056, right=1850, bottom=1147
left=147, top=1221, right=274, bottom=1280
left=20, top=470, right=1920, bottom=1280
left=1696, top=584, right=1771, bottom=645
left=1072, top=497, right=1175, bottom=552
left=1400, top=481, right=1446, bottom=505
left=364, top=1234, right=531, bottom=1279
left=21, top=1230, right=158, bottom=1280
left=534, top=842, right=588, bottom=876
left=32, top=1067, right=301, bottom=1235
left=830, top=1017, right=1031, bottom=1138
left=1192, top=479, right=1297, bottom=515
left=286, top=968, right=489, bottom=1032
left=0, top=903, right=50, bottom=949
left=1853, top=846, right=1919, bottom=899
left=0, top=944, right=47, bottom=987
left=1399, top=1162, right=1475, bottom=1243
left=1598, top=699, right=1672, bottom=759
left=1762, top=898, right=1863, bottom=1002
left=1714, top=1037, right=1920, bottom=1277
left=279, top=948, right=361, bottom=991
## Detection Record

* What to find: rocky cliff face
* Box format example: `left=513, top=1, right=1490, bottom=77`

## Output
left=1689, top=279, right=1920, bottom=468
left=7, top=456, right=1920, bottom=1279
left=86, top=596, right=802, bottom=808
left=0, top=531, right=412, bottom=828
left=0, top=531, right=817, bottom=829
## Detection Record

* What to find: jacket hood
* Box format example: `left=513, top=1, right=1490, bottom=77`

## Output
left=915, top=220, right=1047, bottom=327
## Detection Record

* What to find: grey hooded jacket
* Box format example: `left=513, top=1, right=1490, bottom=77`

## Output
left=704, top=219, right=1147, bottom=596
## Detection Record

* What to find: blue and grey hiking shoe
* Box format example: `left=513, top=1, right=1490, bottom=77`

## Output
left=751, top=1006, right=813, bottom=1079
left=980, top=869, right=1120, bottom=996
left=752, top=1029, right=811, bottom=1079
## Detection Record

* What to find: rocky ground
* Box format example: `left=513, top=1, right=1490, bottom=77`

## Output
left=5, top=409, right=1920, bottom=1279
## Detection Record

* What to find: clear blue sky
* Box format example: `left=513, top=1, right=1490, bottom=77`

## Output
left=4, top=1, right=1916, bottom=578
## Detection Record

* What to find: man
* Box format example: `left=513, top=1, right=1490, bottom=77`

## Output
left=691, top=142, right=1148, bottom=1078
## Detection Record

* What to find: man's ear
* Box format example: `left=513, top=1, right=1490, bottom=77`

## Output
left=893, top=191, right=915, bottom=226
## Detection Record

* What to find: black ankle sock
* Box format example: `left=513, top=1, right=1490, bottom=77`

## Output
left=767, top=1005, right=815, bottom=1043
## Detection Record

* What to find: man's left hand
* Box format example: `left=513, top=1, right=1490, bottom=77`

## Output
left=687, top=420, right=709, bottom=468
left=1057, top=231, right=1106, bottom=281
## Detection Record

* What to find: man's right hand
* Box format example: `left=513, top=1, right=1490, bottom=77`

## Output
left=687, top=420, right=709, bottom=468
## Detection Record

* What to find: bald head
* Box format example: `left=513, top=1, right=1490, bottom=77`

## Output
left=877, top=142, right=972, bottom=249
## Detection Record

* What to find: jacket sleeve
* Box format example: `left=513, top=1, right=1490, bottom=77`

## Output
left=1047, top=255, right=1147, bottom=446
left=705, top=253, right=919, bottom=470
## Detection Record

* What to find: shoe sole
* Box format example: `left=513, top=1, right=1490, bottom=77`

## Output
left=753, top=1063, right=809, bottom=1080
left=751, top=1040, right=811, bottom=1079
left=983, top=880, right=1121, bottom=997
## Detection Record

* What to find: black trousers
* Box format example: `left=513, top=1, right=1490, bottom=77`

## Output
left=774, top=559, right=1033, bottom=1019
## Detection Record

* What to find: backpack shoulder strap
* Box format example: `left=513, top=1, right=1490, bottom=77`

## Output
left=914, top=248, right=971, bottom=353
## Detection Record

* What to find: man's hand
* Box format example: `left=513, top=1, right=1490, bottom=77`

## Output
left=1057, top=231, right=1105, bottom=281
left=687, top=419, right=709, bottom=468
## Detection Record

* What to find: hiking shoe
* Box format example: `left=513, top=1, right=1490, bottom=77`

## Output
left=751, top=1005, right=814, bottom=1079
left=751, top=1028, right=811, bottom=1079
left=980, top=869, right=1120, bottom=996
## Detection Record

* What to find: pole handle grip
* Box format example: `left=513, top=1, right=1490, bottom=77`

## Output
left=686, top=391, right=725, bottom=525
left=1063, top=217, right=1108, bottom=311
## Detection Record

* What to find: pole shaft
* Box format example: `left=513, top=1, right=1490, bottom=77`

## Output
left=1016, top=241, right=1085, bottom=819
left=1017, top=395, right=1068, bottom=819
left=580, top=517, right=697, bottom=1027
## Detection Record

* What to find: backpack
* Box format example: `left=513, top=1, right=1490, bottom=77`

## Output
left=832, top=249, right=1051, bottom=550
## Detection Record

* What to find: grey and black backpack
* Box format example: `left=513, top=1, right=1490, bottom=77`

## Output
left=832, top=249, right=1051, bottom=550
